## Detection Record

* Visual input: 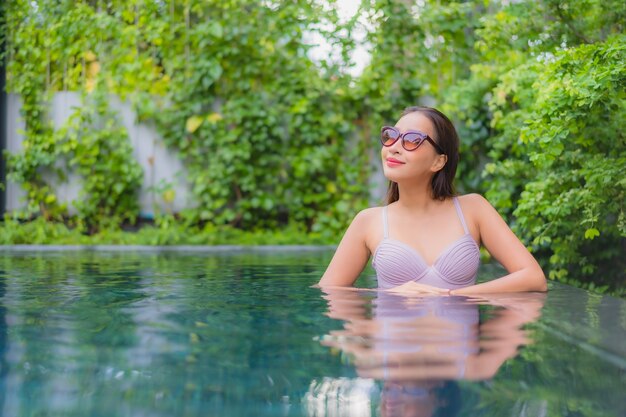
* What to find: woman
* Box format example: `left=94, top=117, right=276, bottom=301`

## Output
left=318, top=106, right=547, bottom=295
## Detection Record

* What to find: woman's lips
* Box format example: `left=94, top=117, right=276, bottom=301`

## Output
left=386, top=158, right=405, bottom=167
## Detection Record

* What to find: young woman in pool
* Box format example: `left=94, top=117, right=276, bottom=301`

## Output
left=318, top=106, right=547, bottom=295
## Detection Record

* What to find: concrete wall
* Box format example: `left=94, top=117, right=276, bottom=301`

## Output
left=5, top=94, right=26, bottom=213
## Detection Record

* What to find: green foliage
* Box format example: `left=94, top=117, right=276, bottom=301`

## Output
left=67, top=90, right=144, bottom=230
left=461, top=1, right=626, bottom=290
left=512, top=38, right=626, bottom=287
left=3, top=0, right=370, bottom=241
left=145, top=0, right=365, bottom=231
left=5, top=86, right=143, bottom=230
left=0, top=214, right=331, bottom=246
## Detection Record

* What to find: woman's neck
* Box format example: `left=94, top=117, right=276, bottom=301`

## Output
left=395, top=182, right=441, bottom=212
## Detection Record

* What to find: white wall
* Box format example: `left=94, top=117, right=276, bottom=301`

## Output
left=5, top=94, right=26, bottom=213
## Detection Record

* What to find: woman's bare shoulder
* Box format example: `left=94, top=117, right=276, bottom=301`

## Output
left=353, top=207, right=385, bottom=252
left=457, top=193, right=492, bottom=209
left=457, top=194, right=504, bottom=231
left=352, top=206, right=384, bottom=225
left=456, top=194, right=497, bottom=227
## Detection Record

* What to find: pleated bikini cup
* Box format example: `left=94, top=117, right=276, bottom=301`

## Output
left=373, top=197, right=480, bottom=290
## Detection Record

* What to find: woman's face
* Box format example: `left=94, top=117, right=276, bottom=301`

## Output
left=380, top=112, right=446, bottom=184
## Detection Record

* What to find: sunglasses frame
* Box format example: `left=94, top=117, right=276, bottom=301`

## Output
left=380, top=126, right=445, bottom=154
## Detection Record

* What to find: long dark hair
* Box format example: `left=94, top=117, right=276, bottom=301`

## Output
left=385, top=106, right=460, bottom=204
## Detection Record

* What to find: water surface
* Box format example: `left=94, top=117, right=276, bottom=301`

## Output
left=0, top=250, right=623, bottom=417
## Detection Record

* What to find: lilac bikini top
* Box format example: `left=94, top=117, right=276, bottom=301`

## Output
left=372, top=197, right=480, bottom=290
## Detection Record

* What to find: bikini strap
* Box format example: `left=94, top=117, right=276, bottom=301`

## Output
left=453, top=197, right=469, bottom=234
left=382, top=206, right=389, bottom=238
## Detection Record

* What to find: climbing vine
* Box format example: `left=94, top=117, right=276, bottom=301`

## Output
left=2, top=0, right=371, bottom=237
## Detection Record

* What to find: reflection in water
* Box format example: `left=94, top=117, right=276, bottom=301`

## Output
left=308, top=289, right=546, bottom=417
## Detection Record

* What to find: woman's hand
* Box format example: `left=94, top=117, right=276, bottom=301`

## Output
left=387, top=281, right=450, bottom=296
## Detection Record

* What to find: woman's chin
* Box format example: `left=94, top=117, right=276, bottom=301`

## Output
left=383, top=172, right=408, bottom=183
left=382, top=168, right=401, bottom=181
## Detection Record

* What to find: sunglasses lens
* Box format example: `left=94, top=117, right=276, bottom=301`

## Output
left=381, top=128, right=399, bottom=146
left=403, top=132, right=424, bottom=150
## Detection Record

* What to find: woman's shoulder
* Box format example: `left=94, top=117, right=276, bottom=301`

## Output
left=456, top=193, right=492, bottom=209
left=353, top=206, right=385, bottom=223
left=351, top=207, right=386, bottom=248
left=347, top=206, right=387, bottom=234
left=456, top=193, right=500, bottom=226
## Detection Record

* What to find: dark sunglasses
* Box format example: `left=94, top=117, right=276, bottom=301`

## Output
left=380, top=126, right=445, bottom=154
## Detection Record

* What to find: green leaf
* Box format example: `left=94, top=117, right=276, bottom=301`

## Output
left=185, top=116, right=204, bottom=133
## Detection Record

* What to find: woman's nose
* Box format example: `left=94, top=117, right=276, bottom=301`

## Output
left=388, top=137, right=403, bottom=153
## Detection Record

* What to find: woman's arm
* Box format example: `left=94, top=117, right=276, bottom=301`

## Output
left=451, top=194, right=547, bottom=295
left=317, top=209, right=373, bottom=288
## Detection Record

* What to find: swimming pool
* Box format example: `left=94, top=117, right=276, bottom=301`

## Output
left=0, top=249, right=623, bottom=416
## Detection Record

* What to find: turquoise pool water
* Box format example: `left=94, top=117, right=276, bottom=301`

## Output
left=0, top=249, right=623, bottom=416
